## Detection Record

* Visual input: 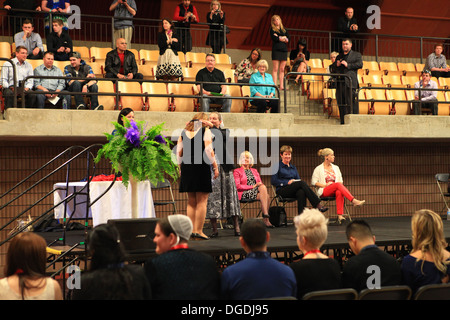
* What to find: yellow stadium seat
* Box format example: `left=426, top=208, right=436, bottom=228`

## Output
left=185, top=52, right=206, bottom=67
left=402, top=75, right=420, bottom=88
left=366, top=89, right=392, bottom=115
left=139, top=49, right=159, bottom=64
left=223, top=68, right=235, bottom=83
left=363, top=60, right=379, bottom=73
left=358, top=89, right=370, bottom=114
left=437, top=91, right=450, bottom=116
left=415, top=63, right=425, bottom=72
left=73, top=46, right=90, bottom=61
left=383, top=74, right=404, bottom=88
left=90, top=47, right=112, bottom=63
left=89, top=62, right=104, bottom=78
left=302, top=74, right=324, bottom=100
left=323, top=88, right=338, bottom=117
left=0, top=42, right=12, bottom=59
left=309, top=58, right=322, bottom=68
left=97, top=80, right=116, bottom=110
left=117, top=81, right=144, bottom=111
left=138, top=62, right=157, bottom=80
left=362, top=74, right=385, bottom=87
left=227, top=85, right=245, bottom=113
left=397, top=62, right=416, bottom=74
left=386, top=89, right=410, bottom=115
left=129, top=48, right=140, bottom=64
left=167, top=82, right=197, bottom=112
left=142, top=82, right=170, bottom=112
left=379, top=62, right=398, bottom=74
left=438, top=77, right=450, bottom=89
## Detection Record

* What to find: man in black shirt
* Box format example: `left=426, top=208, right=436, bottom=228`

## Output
left=342, top=220, right=401, bottom=292
left=46, top=18, right=72, bottom=61
left=195, top=53, right=231, bottom=112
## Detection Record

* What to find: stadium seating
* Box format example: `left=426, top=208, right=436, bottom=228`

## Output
left=90, top=47, right=112, bottom=63
left=73, top=46, right=90, bottom=61
left=117, top=81, right=144, bottom=111
left=0, top=42, right=12, bottom=59
left=142, top=82, right=170, bottom=111
left=97, top=80, right=116, bottom=110
left=366, top=88, right=393, bottom=115
left=139, top=49, right=159, bottom=65
left=167, top=82, right=197, bottom=112
left=386, top=88, right=411, bottom=115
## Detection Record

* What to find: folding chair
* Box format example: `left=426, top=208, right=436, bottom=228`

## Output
left=150, top=178, right=177, bottom=216
left=414, top=283, right=450, bottom=300
left=270, top=185, right=297, bottom=209
left=239, top=198, right=262, bottom=218
left=358, top=285, right=412, bottom=300
left=302, top=288, right=358, bottom=300
left=435, top=173, right=450, bottom=215
left=320, top=195, right=352, bottom=222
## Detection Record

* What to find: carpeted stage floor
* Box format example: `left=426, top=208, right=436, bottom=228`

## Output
left=38, top=216, right=450, bottom=264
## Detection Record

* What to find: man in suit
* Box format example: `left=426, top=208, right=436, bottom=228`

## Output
left=342, top=220, right=401, bottom=292
left=333, top=38, right=362, bottom=124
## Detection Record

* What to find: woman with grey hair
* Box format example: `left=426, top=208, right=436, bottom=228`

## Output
left=249, top=59, right=279, bottom=113
left=289, top=208, right=342, bottom=298
left=311, top=148, right=365, bottom=224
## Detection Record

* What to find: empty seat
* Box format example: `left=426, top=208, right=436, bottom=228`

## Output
left=379, top=61, right=398, bottom=74
left=90, top=47, right=112, bottom=63
left=302, top=74, right=324, bottom=100
left=228, top=85, right=245, bottom=113
left=366, top=89, right=392, bottom=115
left=117, top=81, right=144, bottom=111
left=0, top=42, right=12, bottom=59
left=362, top=74, right=385, bottom=87
left=402, top=75, right=420, bottom=88
left=97, top=80, right=117, bottom=110
left=142, top=82, right=170, bottom=111
left=363, top=60, right=380, bottom=73
left=308, top=58, right=323, bottom=68
left=138, top=63, right=157, bottom=80
left=185, top=52, right=206, bottom=67
left=386, top=89, right=410, bottom=115
left=383, top=74, right=404, bottom=88
left=89, top=62, right=104, bottom=78
left=358, top=89, right=370, bottom=114
left=397, top=62, right=416, bottom=74
left=139, top=49, right=159, bottom=64
left=167, top=82, right=197, bottom=112
left=437, top=91, right=450, bottom=116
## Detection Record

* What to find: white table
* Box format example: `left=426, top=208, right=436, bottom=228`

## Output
left=54, top=180, right=155, bottom=227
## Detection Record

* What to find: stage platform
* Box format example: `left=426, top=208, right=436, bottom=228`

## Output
left=38, top=216, right=450, bottom=268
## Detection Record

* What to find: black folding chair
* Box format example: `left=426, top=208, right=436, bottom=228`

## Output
left=302, top=288, right=358, bottom=300
left=151, top=178, right=177, bottom=215
left=414, top=283, right=450, bottom=300
left=358, top=285, right=412, bottom=300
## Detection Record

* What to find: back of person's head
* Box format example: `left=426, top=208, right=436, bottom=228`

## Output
left=88, top=224, right=125, bottom=271
left=158, top=214, right=193, bottom=244
left=185, top=112, right=208, bottom=131
left=345, top=219, right=374, bottom=241
left=411, top=209, right=448, bottom=273
left=6, top=232, right=46, bottom=277
left=241, top=219, right=268, bottom=251
left=294, top=208, right=328, bottom=249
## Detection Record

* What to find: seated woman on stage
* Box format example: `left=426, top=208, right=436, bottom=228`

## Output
left=401, top=209, right=450, bottom=294
left=233, top=151, right=273, bottom=228
left=290, top=208, right=342, bottom=298
left=234, top=48, right=261, bottom=83
left=249, top=59, right=279, bottom=113
left=271, top=145, right=328, bottom=215
left=311, top=148, right=365, bottom=224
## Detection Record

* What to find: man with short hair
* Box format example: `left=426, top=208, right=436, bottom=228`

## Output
left=425, top=44, right=450, bottom=79
left=220, top=218, right=297, bottom=300
left=3, top=0, right=41, bottom=35
left=334, top=7, right=359, bottom=52
left=34, top=51, right=67, bottom=108
left=413, top=69, right=438, bottom=115
left=109, top=0, right=137, bottom=49
left=104, top=38, right=143, bottom=80
left=342, top=220, right=401, bottom=292
left=46, top=18, right=73, bottom=61
left=195, top=53, right=231, bottom=112
left=1, top=46, right=36, bottom=109
left=332, top=38, right=363, bottom=124
left=63, top=52, right=103, bottom=110
left=14, top=19, right=44, bottom=60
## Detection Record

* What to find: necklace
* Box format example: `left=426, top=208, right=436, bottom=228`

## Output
left=303, top=249, right=321, bottom=258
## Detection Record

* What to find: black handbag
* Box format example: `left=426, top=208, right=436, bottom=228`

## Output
left=268, top=206, right=287, bottom=227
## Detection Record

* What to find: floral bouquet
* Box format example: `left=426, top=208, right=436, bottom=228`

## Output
left=95, top=118, right=179, bottom=187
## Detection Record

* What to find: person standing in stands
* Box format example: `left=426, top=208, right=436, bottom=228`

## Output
left=270, top=15, right=289, bottom=91
left=335, top=7, right=359, bottom=52
left=104, top=37, right=143, bottom=80
left=206, top=0, right=227, bottom=54
left=3, top=0, right=41, bottom=36
left=46, top=18, right=72, bottom=61
left=155, top=18, right=183, bottom=81
left=41, top=0, right=70, bottom=36
left=173, top=0, right=199, bottom=54
left=109, top=0, right=137, bottom=49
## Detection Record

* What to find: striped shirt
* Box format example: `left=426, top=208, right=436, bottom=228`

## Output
left=425, top=53, right=447, bottom=70
left=1, top=58, right=34, bottom=89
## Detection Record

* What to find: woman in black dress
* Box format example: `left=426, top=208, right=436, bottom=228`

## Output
left=270, top=15, right=290, bottom=90
left=177, top=112, right=219, bottom=240
left=206, top=0, right=228, bottom=54
left=156, top=18, right=183, bottom=81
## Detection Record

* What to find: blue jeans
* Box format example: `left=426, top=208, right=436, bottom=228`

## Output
left=201, top=94, right=232, bottom=112
left=64, top=81, right=99, bottom=109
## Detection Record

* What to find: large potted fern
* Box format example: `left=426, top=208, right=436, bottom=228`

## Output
left=95, top=118, right=179, bottom=218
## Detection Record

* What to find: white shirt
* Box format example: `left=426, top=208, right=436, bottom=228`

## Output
left=311, top=163, right=343, bottom=196
left=1, top=58, right=34, bottom=89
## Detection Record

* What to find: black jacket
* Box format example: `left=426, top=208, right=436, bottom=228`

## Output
left=332, top=50, right=363, bottom=89
left=105, top=49, right=138, bottom=76
left=157, top=31, right=180, bottom=56
left=47, top=31, right=73, bottom=61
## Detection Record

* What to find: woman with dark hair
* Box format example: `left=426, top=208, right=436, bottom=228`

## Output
left=72, top=224, right=152, bottom=300
left=234, top=48, right=261, bottom=83
left=290, top=38, right=310, bottom=84
left=155, top=18, right=183, bottom=81
left=0, top=232, right=63, bottom=300
left=117, top=107, right=135, bottom=127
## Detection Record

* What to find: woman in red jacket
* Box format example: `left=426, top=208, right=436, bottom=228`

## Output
left=233, top=151, right=273, bottom=227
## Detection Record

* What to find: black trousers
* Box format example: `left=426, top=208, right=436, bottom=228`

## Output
left=413, top=100, right=438, bottom=115
left=251, top=99, right=279, bottom=113
left=2, top=87, right=36, bottom=109
left=277, top=180, right=321, bottom=215
left=336, top=82, right=358, bottom=124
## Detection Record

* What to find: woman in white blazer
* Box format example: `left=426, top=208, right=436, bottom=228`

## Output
left=311, top=148, right=365, bottom=223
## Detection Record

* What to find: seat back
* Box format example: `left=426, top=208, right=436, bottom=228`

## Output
left=358, top=286, right=412, bottom=300
left=97, top=80, right=116, bottom=110
left=139, top=49, right=159, bottom=64
left=302, top=288, right=358, bottom=300
left=150, top=178, right=177, bottom=215
left=90, top=47, right=112, bottom=63
left=138, top=63, right=157, bottom=80
left=167, top=82, right=196, bottom=112
left=73, top=46, right=90, bottom=61
left=0, top=42, right=12, bottom=59
left=227, top=85, right=245, bottom=112
left=414, top=283, right=450, bottom=300
left=117, top=81, right=144, bottom=111
left=142, top=82, right=169, bottom=111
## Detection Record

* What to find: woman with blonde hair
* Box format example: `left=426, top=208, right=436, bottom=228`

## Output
left=270, top=15, right=290, bottom=90
left=401, top=209, right=450, bottom=293
left=290, top=209, right=342, bottom=298
left=233, top=151, right=273, bottom=227
left=177, top=112, right=219, bottom=240
left=249, top=59, right=279, bottom=113
left=311, top=148, right=365, bottom=224
left=206, top=0, right=228, bottom=53
left=0, top=233, right=63, bottom=300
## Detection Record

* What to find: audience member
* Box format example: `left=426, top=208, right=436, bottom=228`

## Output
left=290, top=209, right=342, bottom=298
left=117, top=107, right=134, bottom=127
left=413, top=69, right=438, bottom=115
left=220, top=218, right=297, bottom=299
left=290, top=38, right=310, bottom=84
left=72, top=224, right=151, bottom=300
left=195, top=53, right=231, bottom=112
left=63, top=51, right=103, bottom=110
left=332, top=38, right=362, bottom=124
left=425, top=43, right=450, bottom=79
left=4, top=0, right=41, bottom=35
left=176, top=112, right=219, bottom=240
left=271, top=145, right=328, bottom=215
left=249, top=59, right=279, bottom=113
left=1, top=46, right=36, bottom=109
left=173, top=0, right=199, bottom=54
left=343, top=219, right=402, bottom=292
left=0, top=232, right=62, bottom=300
left=14, top=19, right=44, bottom=60
left=144, top=215, right=221, bottom=299
left=401, top=209, right=450, bottom=294
left=41, top=0, right=70, bottom=34
left=311, top=148, right=365, bottom=224
left=335, top=7, right=358, bottom=52
left=270, top=15, right=290, bottom=90
left=104, top=38, right=143, bottom=80
left=234, top=151, right=273, bottom=228
left=206, top=112, right=241, bottom=237
left=155, top=18, right=183, bottom=81
left=234, top=48, right=261, bottom=83
left=46, top=18, right=72, bottom=61
left=206, top=0, right=227, bottom=54
left=109, top=0, right=137, bottom=49
left=34, top=51, right=67, bottom=109
left=326, top=51, right=339, bottom=88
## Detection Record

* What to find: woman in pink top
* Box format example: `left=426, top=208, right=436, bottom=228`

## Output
left=233, top=151, right=273, bottom=227
left=311, top=148, right=365, bottom=224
